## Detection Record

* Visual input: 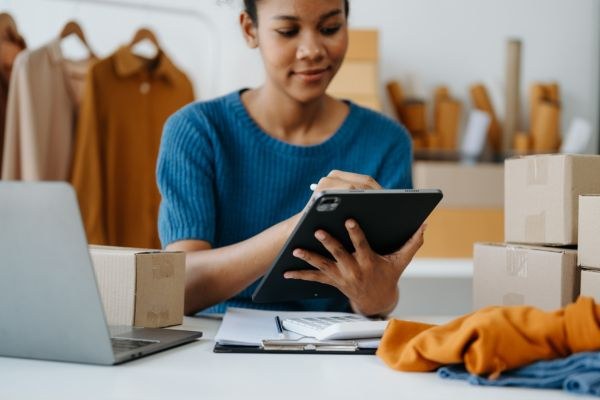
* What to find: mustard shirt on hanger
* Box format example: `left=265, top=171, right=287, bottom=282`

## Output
left=70, top=46, right=194, bottom=249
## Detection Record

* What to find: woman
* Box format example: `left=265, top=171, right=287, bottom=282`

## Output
left=156, top=0, right=424, bottom=317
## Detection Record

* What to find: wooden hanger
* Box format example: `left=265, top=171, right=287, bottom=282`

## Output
left=129, top=27, right=160, bottom=50
left=59, top=20, right=95, bottom=58
left=0, top=13, right=25, bottom=46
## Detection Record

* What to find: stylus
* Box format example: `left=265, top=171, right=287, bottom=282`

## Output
left=275, top=315, right=285, bottom=338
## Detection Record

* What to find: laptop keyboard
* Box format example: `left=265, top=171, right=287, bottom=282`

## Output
left=111, top=337, right=159, bottom=353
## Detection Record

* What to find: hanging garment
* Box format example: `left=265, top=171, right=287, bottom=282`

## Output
left=377, top=297, right=600, bottom=377
left=1, top=39, right=91, bottom=180
left=70, top=46, right=194, bottom=248
left=0, top=14, right=26, bottom=175
left=438, top=352, right=600, bottom=396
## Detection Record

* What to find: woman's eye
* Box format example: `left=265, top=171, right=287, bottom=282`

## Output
left=321, top=25, right=341, bottom=36
left=276, top=29, right=299, bottom=37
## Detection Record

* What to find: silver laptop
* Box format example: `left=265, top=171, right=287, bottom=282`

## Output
left=0, top=182, right=202, bottom=365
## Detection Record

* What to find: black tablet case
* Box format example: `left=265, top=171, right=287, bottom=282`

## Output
left=252, top=189, right=443, bottom=303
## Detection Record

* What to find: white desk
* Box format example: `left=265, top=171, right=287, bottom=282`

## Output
left=0, top=315, right=593, bottom=400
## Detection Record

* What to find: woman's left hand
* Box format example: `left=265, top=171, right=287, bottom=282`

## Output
left=284, top=219, right=426, bottom=317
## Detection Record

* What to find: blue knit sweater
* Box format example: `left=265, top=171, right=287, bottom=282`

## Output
left=156, top=90, right=413, bottom=313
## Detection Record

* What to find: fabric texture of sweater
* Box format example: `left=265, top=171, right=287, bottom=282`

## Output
left=156, top=90, right=413, bottom=313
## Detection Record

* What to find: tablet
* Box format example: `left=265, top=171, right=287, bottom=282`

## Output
left=252, top=189, right=443, bottom=303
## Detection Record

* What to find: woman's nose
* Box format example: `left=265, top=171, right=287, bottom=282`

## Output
left=296, top=34, right=325, bottom=61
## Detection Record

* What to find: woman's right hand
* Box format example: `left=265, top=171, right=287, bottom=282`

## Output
left=284, top=169, right=383, bottom=236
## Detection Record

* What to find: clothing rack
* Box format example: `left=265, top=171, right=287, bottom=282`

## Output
left=46, top=0, right=221, bottom=96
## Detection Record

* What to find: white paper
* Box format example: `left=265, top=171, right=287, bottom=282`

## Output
left=561, top=118, right=592, bottom=154
left=461, top=110, right=491, bottom=158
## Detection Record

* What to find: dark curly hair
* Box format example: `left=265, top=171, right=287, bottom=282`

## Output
left=243, top=0, right=350, bottom=25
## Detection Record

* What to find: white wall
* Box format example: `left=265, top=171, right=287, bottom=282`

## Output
left=2, top=0, right=599, bottom=152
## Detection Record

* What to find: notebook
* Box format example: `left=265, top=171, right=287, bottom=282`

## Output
left=0, top=182, right=202, bottom=365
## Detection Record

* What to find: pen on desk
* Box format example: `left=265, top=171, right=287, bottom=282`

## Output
left=274, top=315, right=285, bottom=338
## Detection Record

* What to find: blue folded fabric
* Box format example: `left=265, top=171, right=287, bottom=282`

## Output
left=438, top=352, right=600, bottom=396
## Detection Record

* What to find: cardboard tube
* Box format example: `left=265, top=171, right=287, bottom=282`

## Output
left=546, top=82, right=560, bottom=104
left=513, top=132, right=531, bottom=154
left=400, top=99, right=427, bottom=137
left=529, top=83, right=546, bottom=133
left=438, top=99, right=462, bottom=150
left=470, top=84, right=502, bottom=154
left=504, top=39, right=522, bottom=153
left=424, top=131, right=442, bottom=150
left=386, top=81, right=404, bottom=122
left=434, top=86, right=450, bottom=132
left=532, top=102, right=560, bottom=152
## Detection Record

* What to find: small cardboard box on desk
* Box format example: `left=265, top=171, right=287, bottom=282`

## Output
left=473, top=243, right=579, bottom=311
left=89, top=245, right=185, bottom=328
left=578, top=195, right=600, bottom=303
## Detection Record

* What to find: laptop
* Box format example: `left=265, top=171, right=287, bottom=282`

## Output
left=0, top=182, right=202, bottom=365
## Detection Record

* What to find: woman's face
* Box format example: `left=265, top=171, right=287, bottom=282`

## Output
left=242, top=0, right=348, bottom=104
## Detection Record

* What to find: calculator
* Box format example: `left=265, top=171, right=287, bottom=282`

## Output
left=281, top=315, right=390, bottom=341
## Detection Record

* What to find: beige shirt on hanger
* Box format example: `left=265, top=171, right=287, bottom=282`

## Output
left=1, top=39, right=91, bottom=180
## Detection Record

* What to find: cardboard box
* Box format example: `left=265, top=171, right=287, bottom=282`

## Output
left=578, top=195, right=600, bottom=268
left=328, top=29, right=381, bottom=111
left=413, top=161, right=504, bottom=208
left=329, top=62, right=377, bottom=97
left=416, top=208, right=503, bottom=258
left=89, top=245, right=185, bottom=328
left=473, top=243, right=579, bottom=311
left=580, top=269, right=600, bottom=303
left=505, top=154, right=600, bottom=245
left=346, top=29, right=378, bottom=61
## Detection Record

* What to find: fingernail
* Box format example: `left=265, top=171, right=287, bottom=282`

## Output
left=346, top=219, right=357, bottom=229
left=315, top=231, right=326, bottom=240
left=293, top=249, right=305, bottom=258
left=284, top=272, right=292, bottom=279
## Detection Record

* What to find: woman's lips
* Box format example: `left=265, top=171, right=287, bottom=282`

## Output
left=294, top=67, right=329, bottom=83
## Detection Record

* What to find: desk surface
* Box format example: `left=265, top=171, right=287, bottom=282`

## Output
left=0, top=316, right=593, bottom=400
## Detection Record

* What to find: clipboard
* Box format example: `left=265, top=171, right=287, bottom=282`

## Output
left=214, top=340, right=377, bottom=355
left=213, top=308, right=379, bottom=355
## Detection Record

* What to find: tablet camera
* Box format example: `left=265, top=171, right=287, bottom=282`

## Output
left=316, top=196, right=340, bottom=212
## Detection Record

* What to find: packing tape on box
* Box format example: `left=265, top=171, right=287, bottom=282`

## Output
left=525, top=211, right=546, bottom=243
left=502, top=292, right=525, bottom=306
left=527, top=156, right=548, bottom=185
left=506, top=246, right=528, bottom=278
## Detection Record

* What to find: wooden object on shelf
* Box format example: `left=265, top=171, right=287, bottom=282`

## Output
left=531, top=102, right=561, bottom=152
left=470, top=83, right=502, bottom=154
left=433, top=86, right=450, bottom=132
left=400, top=99, right=427, bottom=138
left=513, top=132, right=531, bottom=154
left=386, top=80, right=404, bottom=122
left=437, top=99, right=461, bottom=150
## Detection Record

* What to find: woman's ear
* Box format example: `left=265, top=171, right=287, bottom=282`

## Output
left=240, top=12, right=259, bottom=49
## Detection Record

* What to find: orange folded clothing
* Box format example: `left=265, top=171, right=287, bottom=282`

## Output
left=377, top=297, right=600, bottom=378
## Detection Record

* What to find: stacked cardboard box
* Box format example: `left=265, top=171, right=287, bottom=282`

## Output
left=578, top=195, right=600, bottom=302
left=89, top=245, right=185, bottom=328
left=474, top=154, right=600, bottom=311
left=328, top=29, right=381, bottom=111
left=414, top=161, right=504, bottom=258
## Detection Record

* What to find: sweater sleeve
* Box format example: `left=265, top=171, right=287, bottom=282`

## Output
left=156, top=107, right=217, bottom=247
